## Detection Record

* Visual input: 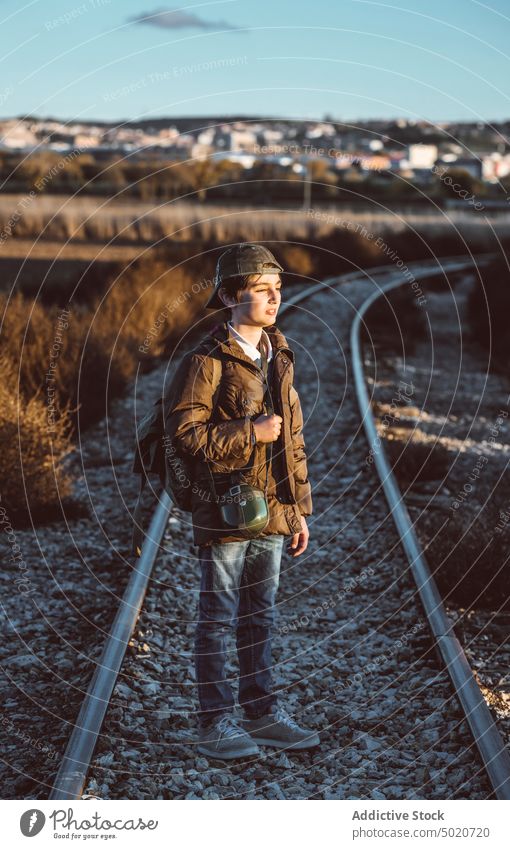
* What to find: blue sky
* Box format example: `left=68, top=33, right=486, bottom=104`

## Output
left=2, top=0, right=510, bottom=123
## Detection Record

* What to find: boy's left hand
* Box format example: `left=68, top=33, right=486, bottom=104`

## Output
left=287, top=515, right=309, bottom=557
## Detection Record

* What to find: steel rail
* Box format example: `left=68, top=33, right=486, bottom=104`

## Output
left=49, top=491, right=173, bottom=799
left=350, top=260, right=510, bottom=800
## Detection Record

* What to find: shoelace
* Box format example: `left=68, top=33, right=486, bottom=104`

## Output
left=273, top=706, right=301, bottom=731
left=215, top=715, right=243, bottom=739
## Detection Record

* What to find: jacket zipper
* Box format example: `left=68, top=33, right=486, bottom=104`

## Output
left=236, top=349, right=295, bottom=503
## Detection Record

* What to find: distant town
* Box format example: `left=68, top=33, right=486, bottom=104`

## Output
left=2, top=116, right=510, bottom=187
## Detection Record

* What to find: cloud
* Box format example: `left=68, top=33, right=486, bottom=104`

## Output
left=128, top=7, right=241, bottom=32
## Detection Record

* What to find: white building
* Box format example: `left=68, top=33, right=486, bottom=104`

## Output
left=221, top=128, right=257, bottom=152
left=482, top=152, right=510, bottom=183
left=0, top=120, right=38, bottom=149
left=407, top=144, right=438, bottom=168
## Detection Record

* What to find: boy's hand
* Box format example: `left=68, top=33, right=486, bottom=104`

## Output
left=253, top=413, right=282, bottom=443
left=287, top=515, right=309, bottom=557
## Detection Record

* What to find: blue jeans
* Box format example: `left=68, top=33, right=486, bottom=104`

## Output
left=194, top=534, right=284, bottom=730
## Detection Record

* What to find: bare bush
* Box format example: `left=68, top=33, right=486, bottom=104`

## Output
left=0, top=356, right=73, bottom=519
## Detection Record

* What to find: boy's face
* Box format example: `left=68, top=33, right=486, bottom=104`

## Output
left=220, top=272, right=282, bottom=326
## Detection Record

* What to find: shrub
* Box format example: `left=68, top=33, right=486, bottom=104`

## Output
left=0, top=356, right=73, bottom=520
left=0, top=256, right=203, bottom=430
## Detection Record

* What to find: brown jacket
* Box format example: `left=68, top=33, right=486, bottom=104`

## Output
left=166, top=319, right=313, bottom=546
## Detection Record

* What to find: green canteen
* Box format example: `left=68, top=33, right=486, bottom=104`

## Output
left=218, top=483, right=269, bottom=534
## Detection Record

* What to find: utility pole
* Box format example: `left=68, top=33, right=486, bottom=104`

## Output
left=303, top=159, right=312, bottom=210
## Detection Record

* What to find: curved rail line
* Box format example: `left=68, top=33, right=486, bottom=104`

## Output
left=49, top=253, right=508, bottom=800
left=350, top=261, right=510, bottom=801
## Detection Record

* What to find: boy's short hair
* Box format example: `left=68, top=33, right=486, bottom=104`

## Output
left=218, top=272, right=261, bottom=312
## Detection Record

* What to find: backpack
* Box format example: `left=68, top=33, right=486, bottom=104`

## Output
left=131, top=354, right=222, bottom=557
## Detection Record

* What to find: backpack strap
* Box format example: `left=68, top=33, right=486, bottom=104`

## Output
left=259, top=338, right=274, bottom=498
left=211, top=354, right=221, bottom=400
left=131, top=353, right=223, bottom=559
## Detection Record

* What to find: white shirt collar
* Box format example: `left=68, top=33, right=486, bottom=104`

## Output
left=227, top=321, right=273, bottom=363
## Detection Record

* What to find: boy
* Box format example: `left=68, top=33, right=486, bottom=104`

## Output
left=167, top=243, right=319, bottom=759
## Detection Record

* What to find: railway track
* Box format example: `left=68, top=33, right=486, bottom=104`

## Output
left=48, top=254, right=510, bottom=801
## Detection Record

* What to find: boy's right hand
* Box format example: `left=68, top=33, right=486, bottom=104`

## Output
left=253, top=414, right=282, bottom=443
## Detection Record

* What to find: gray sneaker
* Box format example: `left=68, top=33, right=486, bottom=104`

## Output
left=241, top=705, right=320, bottom=750
left=197, top=714, right=260, bottom=760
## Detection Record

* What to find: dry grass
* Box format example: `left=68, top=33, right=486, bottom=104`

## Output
left=1, top=256, right=207, bottom=426
left=1, top=194, right=508, bottom=250
left=0, top=356, right=74, bottom=521
left=0, top=253, right=213, bottom=519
